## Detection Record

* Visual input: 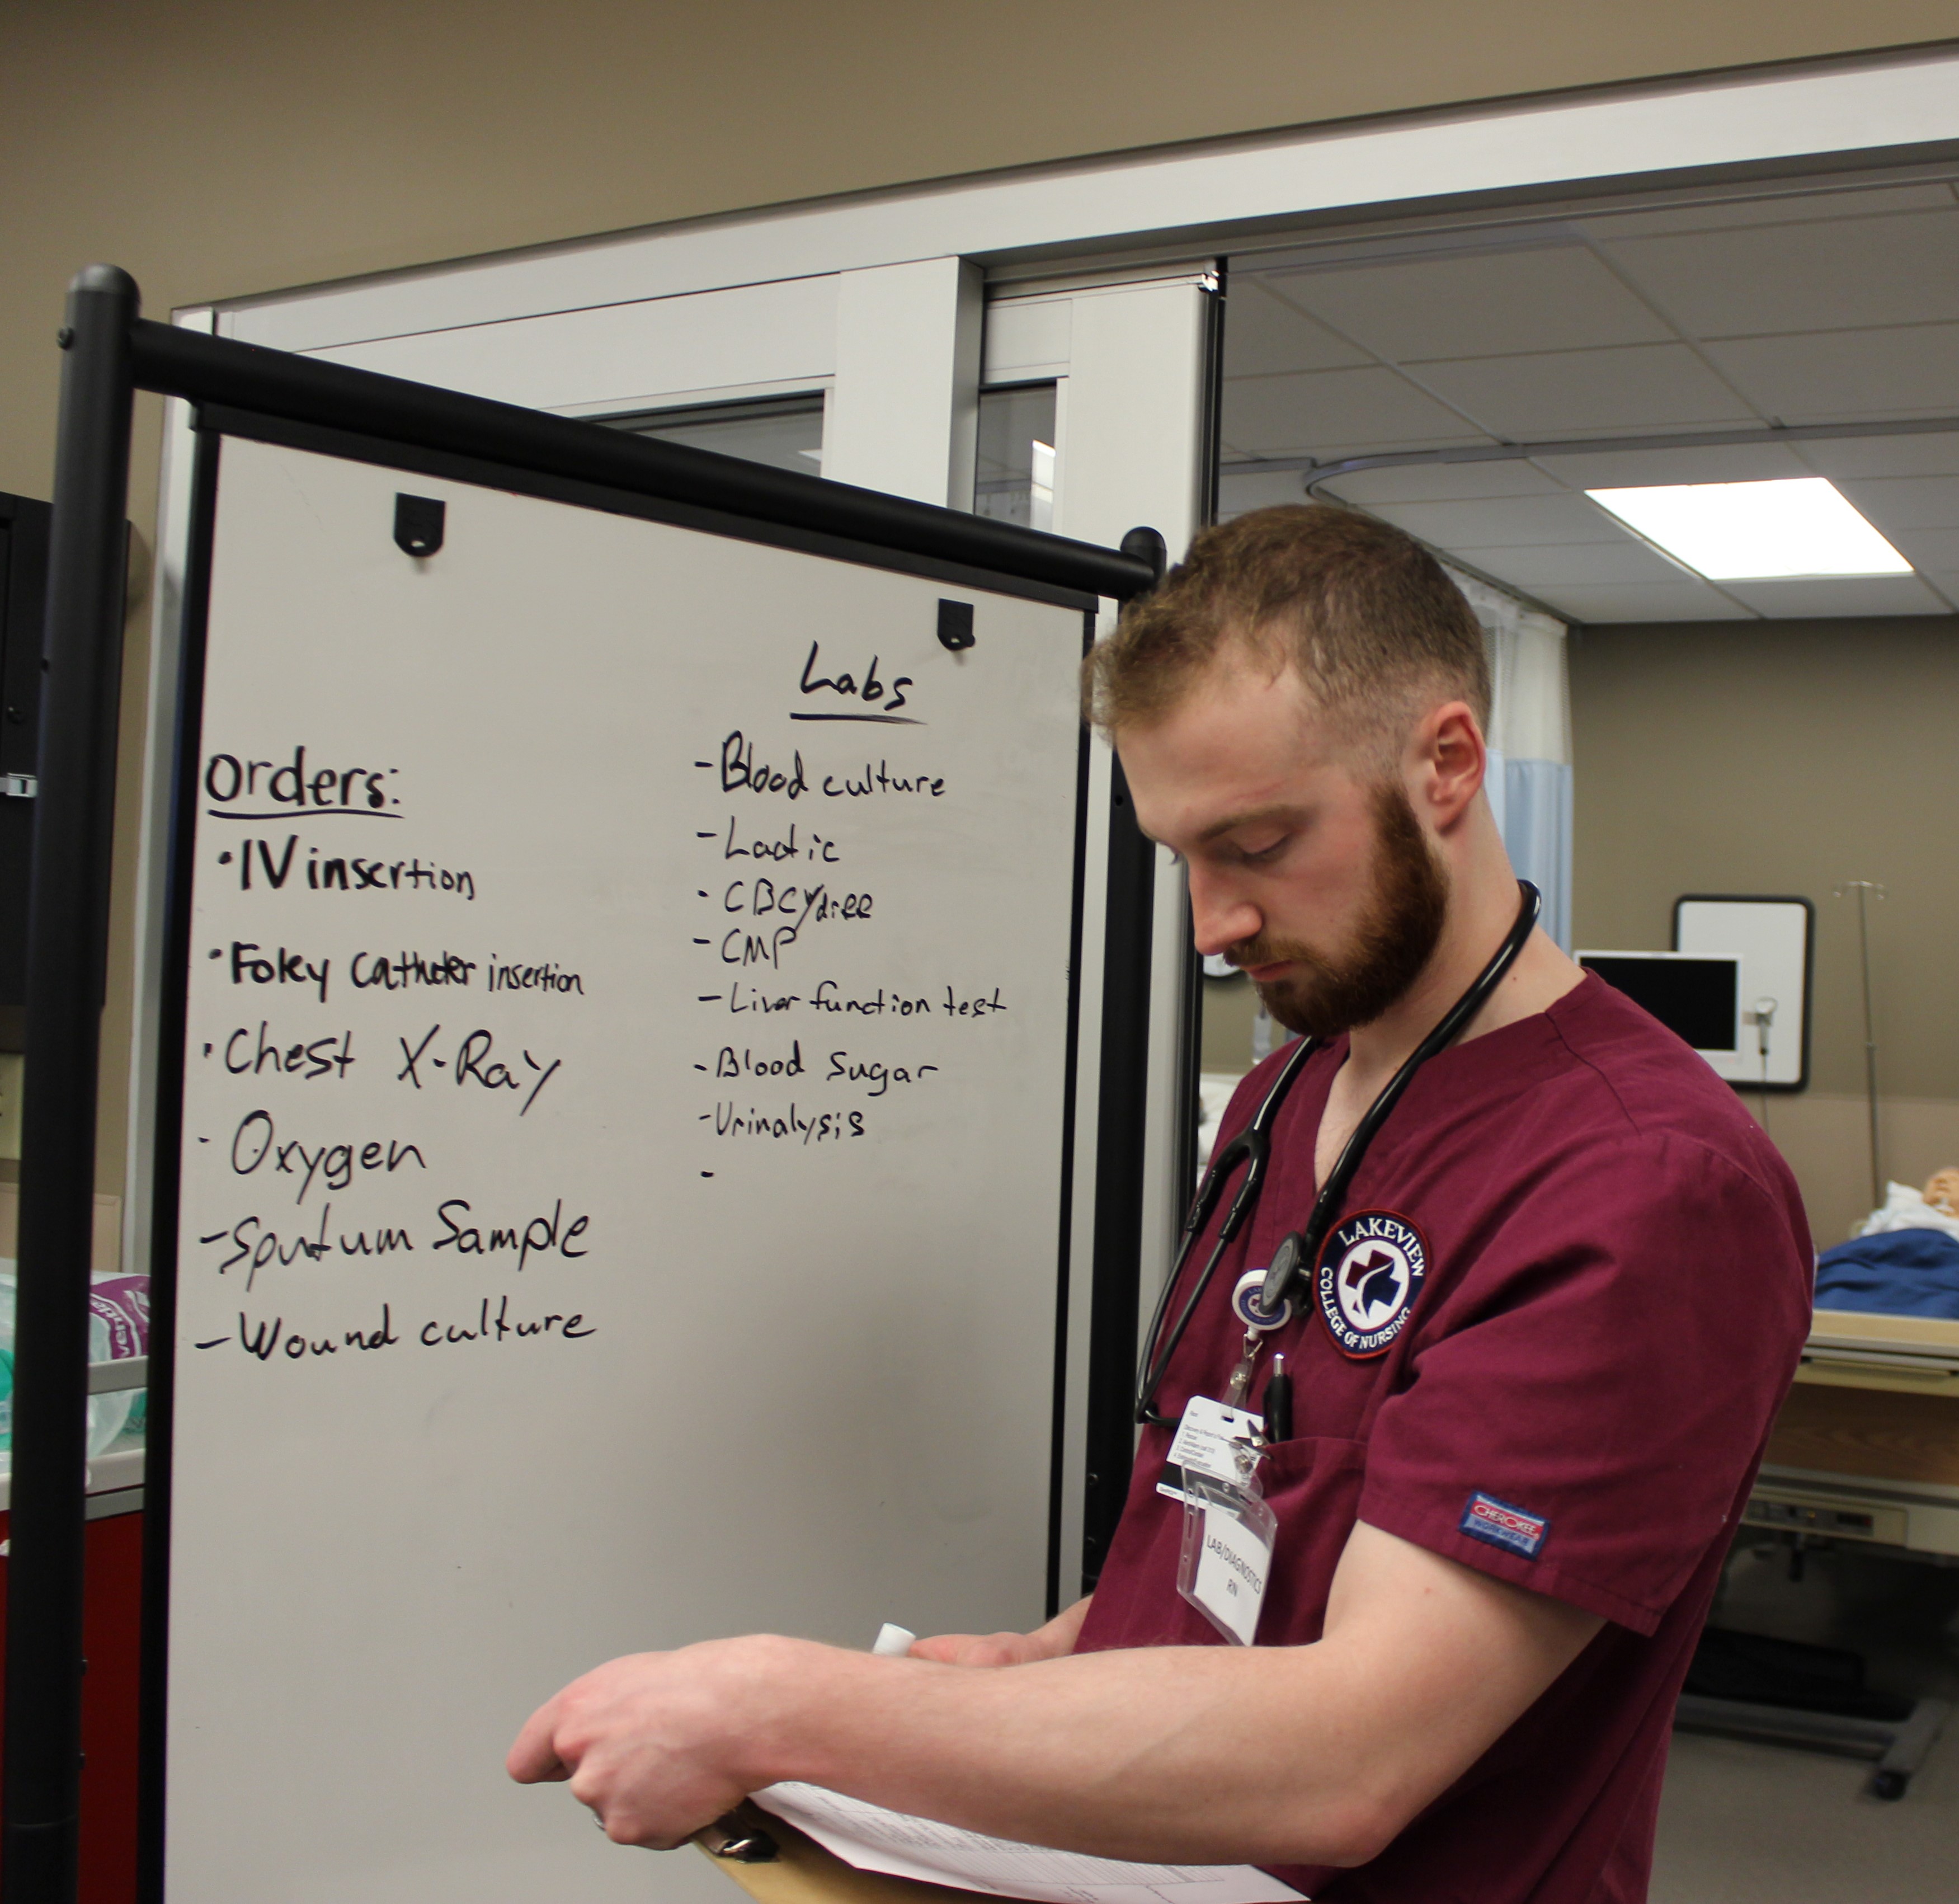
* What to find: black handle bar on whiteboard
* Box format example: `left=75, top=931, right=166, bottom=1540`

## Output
left=3, top=263, right=1168, bottom=1904
left=129, top=321, right=1165, bottom=603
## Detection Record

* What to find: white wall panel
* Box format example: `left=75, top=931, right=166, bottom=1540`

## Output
left=826, top=258, right=982, bottom=505
left=1052, top=279, right=1214, bottom=1334
left=295, top=274, right=839, bottom=414
left=216, top=51, right=1959, bottom=355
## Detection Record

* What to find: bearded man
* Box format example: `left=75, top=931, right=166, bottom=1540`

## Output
left=509, top=505, right=1811, bottom=1904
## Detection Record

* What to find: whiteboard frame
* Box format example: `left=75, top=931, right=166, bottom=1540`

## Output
left=100, top=322, right=1159, bottom=1901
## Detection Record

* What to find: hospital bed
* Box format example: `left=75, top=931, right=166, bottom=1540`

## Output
left=1674, top=1308, right=1959, bottom=1796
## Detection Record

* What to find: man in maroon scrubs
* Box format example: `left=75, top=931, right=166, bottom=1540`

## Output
left=510, top=506, right=1812, bottom=1902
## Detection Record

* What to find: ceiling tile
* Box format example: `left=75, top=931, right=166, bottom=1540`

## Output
left=1223, top=280, right=1372, bottom=377
left=1315, top=460, right=1566, bottom=506
left=1908, top=571, right=1959, bottom=611
left=1879, top=526, right=1959, bottom=570
left=1528, top=442, right=1812, bottom=490
left=1574, top=184, right=1958, bottom=242
left=1411, top=344, right=1757, bottom=439
left=1796, top=432, right=1959, bottom=478
left=1464, top=542, right=1695, bottom=588
left=1603, top=210, right=1959, bottom=337
left=1829, top=475, right=1959, bottom=530
left=1706, top=325, right=1959, bottom=421
left=1527, top=580, right=1754, bottom=622
left=1716, top=575, right=1952, bottom=617
left=1220, top=366, right=1484, bottom=458
left=1266, top=247, right=1671, bottom=362
left=1364, top=495, right=1628, bottom=548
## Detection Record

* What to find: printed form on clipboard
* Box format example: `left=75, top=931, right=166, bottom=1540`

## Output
left=751, top=1783, right=1309, bottom=1904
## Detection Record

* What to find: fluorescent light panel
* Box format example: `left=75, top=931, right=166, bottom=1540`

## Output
left=1584, top=478, right=1911, bottom=580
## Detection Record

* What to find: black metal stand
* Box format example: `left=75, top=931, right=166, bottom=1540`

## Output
left=1080, top=528, right=1167, bottom=1590
left=2, top=265, right=138, bottom=1902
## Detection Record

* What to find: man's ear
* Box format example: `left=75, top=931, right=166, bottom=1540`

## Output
left=1411, top=701, right=1485, bottom=830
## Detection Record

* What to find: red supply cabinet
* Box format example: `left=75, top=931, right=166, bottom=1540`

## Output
left=0, top=1502, right=144, bottom=1903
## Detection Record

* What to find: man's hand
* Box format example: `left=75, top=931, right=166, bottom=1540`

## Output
left=910, top=1596, right=1091, bottom=1667
left=506, top=1637, right=792, bottom=1847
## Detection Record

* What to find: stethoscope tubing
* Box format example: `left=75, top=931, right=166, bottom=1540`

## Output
left=1134, top=880, right=1542, bottom=1427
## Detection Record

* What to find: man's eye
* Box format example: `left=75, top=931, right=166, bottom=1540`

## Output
left=1238, top=837, right=1287, bottom=864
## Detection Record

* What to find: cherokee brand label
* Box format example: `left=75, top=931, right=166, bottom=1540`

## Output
left=1316, top=1209, right=1428, bottom=1358
left=1460, top=1491, right=1550, bottom=1560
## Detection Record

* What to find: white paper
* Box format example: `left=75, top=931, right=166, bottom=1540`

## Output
left=751, top=1781, right=1308, bottom=1904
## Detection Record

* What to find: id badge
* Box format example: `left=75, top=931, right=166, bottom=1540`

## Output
left=1177, top=1472, right=1276, bottom=1646
left=1157, top=1394, right=1263, bottom=1505
left=1165, top=1395, right=1275, bottom=1646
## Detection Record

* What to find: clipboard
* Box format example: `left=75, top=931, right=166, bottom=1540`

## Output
left=698, top=1806, right=993, bottom=1904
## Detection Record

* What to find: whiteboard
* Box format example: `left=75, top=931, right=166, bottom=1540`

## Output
left=1673, top=896, right=1814, bottom=1092
left=157, top=429, right=1095, bottom=1901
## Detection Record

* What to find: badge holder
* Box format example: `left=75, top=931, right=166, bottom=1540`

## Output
left=1175, top=1431, right=1275, bottom=1647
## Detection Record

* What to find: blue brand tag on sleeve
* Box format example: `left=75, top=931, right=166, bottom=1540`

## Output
left=1460, top=1491, right=1548, bottom=1560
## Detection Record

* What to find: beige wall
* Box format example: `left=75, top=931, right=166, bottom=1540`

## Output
left=9, top=2, right=1959, bottom=1200
left=1571, top=616, right=1959, bottom=1246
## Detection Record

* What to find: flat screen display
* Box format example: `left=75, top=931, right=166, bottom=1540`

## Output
left=1579, top=953, right=1739, bottom=1053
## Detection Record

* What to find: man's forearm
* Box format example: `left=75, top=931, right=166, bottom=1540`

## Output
left=736, top=1529, right=1597, bottom=1867
left=740, top=1635, right=1389, bottom=1868
left=511, top=1525, right=1601, bottom=1863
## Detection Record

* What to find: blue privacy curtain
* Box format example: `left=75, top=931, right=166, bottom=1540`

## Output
left=1485, top=753, right=1573, bottom=953
left=1449, top=567, right=1573, bottom=954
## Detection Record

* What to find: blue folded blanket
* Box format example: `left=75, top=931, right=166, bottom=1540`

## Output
left=1814, top=1228, right=1959, bottom=1319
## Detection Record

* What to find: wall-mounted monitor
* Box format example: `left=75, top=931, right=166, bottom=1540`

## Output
left=1576, top=950, right=1741, bottom=1062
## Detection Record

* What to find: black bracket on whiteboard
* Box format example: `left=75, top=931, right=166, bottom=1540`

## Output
left=936, top=599, right=976, bottom=651
left=7, top=265, right=1166, bottom=1904
left=393, top=492, right=445, bottom=557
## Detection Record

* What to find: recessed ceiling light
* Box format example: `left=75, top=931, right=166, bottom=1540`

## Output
left=1584, top=478, right=1911, bottom=581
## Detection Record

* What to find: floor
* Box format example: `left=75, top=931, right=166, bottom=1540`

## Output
left=1651, top=1541, right=1959, bottom=1902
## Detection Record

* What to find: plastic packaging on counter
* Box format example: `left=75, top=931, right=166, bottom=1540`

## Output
left=0, top=1265, right=152, bottom=1465
left=88, top=1273, right=151, bottom=1451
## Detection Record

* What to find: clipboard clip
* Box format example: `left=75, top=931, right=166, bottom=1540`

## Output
left=700, top=1809, right=780, bottom=1863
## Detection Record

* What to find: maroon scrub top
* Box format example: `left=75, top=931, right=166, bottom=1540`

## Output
left=1075, top=974, right=1812, bottom=1903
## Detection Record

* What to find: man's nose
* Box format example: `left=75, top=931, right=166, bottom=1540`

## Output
left=1189, top=873, right=1260, bottom=959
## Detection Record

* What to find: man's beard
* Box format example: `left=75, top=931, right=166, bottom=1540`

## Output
left=1231, top=781, right=1448, bottom=1041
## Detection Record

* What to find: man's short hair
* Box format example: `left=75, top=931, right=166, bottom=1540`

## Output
left=1083, top=505, right=1491, bottom=756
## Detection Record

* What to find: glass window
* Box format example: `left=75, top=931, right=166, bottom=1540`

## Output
left=976, top=384, right=1057, bottom=532
left=603, top=394, right=825, bottom=476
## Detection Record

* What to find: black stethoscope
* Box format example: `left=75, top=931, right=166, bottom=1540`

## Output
left=1135, top=880, right=1542, bottom=1427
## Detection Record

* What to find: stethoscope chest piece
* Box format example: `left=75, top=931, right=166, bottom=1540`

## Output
left=1258, top=1232, right=1309, bottom=1319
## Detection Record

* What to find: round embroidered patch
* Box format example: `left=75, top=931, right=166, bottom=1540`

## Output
left=1316, top=1210, right=1428, bottom=1358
